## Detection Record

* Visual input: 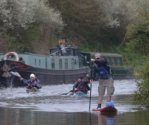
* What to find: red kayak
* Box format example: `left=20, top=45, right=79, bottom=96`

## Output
left=92, top=106, right=117, bottom=116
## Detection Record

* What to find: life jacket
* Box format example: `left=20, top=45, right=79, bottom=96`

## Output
left=97, top=66, right=109, bottom=79
left=77, top=82, right=89, bottom=93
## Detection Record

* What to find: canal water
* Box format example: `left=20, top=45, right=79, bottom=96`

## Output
left=0, top=79, right=148, bottom=125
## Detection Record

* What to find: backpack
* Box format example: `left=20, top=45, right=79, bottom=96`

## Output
left=97, top=66, right=109, bottom=79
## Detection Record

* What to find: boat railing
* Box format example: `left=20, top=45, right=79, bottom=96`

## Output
left=49, top=47, right=70, bottom=56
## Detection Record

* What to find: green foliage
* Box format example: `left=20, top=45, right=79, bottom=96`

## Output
left=0, top=0, right=63, bottom=53
left=126, top=24, right=149, bottom=69
left=48, top=0, right=130, bottom=51
left=0, top=0, right=63, bottom=30
left=126, top=23, right=149, bottom=56
left=125, top=0, right=149, bottom=105
left=134, top=60, right=149, bottom=105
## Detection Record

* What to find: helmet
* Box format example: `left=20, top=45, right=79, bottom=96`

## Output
left=95, top=53, right=101, bottom=59
left=105, top=101, right=114, bottom=107
left=30, top=73, right=36, bottom=78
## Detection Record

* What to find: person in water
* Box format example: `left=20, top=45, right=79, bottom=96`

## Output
left=20, top=73, right=41, bottom=91
left=72, top=75, right=91, bottom=95
left=91, top=53, right=115, bottom=109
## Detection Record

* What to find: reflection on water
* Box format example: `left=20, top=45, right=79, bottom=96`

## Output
left=0, top=107, right=149, bottom=125
left=116, top=110, right=149, bottom=125
left=98, top=114, right=115, bottom=125
left=0, top=107, right=97, bottom=125
left=97, top=110, right=149, bottom=125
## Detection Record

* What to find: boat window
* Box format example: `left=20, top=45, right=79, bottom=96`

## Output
left=71, top=58, right=75, bottom=69
left=107, top=58, right=112, bottom=65
left=19, top=57, right=25, bottom=63
left=112, top=57, right=121, bottom=66
left=51, top=58, right=55, bottom=69
left=113, top=58, right=118, bottom=66
left=117, top=58, right=123, bottom=66
left=65, top=59, right=68, bottom=69
left=110, top=58, right=114, bottom=66
left=34, top=59, right=36, bottom=65
left=39, top=59, right=41, bottom=66
left=66, top=48, right=72, bottom=55
left=114, top=58, right=117, bottom=66
left=106, top=57, right=109, bottom=64
left=74, top=59, right=77, bottom=64
left=59, top=59, right=62, bottom=69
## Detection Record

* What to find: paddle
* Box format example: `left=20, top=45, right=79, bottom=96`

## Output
left=10, top=71, right=22, bottom=78
left=89, top=80, right=92, bottom=112
left=9, top=71, right=24, bottom=87
left=7, top=71, right=21, bottom=91
left=60, top=90, right=74, bottom=95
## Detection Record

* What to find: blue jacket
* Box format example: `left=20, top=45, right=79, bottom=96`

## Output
left=93, top=58, right=111, bottom=79
left=23, top=78, right=41, bottom=88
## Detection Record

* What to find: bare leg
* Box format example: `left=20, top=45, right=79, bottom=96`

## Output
left=97, top=96, right=103, bottom=108
left=106, top=96, right=112, bottom=102
left=98, top=96, right=103, bottom=104
left=106, top=78, right=114, bottom=102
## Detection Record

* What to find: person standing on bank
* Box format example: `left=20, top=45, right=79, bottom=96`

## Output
left=92, top=53, right=114, bottom=109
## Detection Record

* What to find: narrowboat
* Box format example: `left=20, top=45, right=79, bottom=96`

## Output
left=0, top=46, right=90, bottom=87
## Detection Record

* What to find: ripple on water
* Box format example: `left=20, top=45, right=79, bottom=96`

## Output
left=0, top=79, right=139, bottom=113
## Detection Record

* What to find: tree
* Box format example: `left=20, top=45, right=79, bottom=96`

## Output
left=126, top=0, right=149, bottom=105
left=0, top=0, right=64, bottom=52
left=48, top=0, right=140, bottom=51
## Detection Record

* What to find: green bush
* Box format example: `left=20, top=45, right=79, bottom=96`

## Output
left=134, top=60, right=149, bottom=105
left=125, top=0, right=149, bottom=105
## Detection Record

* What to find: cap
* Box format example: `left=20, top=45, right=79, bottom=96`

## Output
left=30, top=73, right=36, bottom=78
left=95, top=53, right=101, bottom=59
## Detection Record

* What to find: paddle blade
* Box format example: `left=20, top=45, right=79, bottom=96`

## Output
left=10, top=71, right=21, bottom=78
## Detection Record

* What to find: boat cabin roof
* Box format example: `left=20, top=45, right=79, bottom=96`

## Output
left=90, top=52, right=122, bottom=58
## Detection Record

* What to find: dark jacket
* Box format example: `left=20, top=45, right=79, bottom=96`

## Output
left=92, top=58, right=111, bottom=80
left=73, top=80, right=90, bottom=94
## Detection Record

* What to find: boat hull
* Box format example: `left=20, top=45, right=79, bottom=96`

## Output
left=17, top=67, right=90, bottom=86
left=0, top=60, right=90, bottom=87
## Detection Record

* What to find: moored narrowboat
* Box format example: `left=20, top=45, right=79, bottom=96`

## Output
left=0, top=46, right=90, bottom=87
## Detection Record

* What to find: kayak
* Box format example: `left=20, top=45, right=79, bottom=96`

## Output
left=92, top=106, right=117, bottom=116
left=26, top=87, right=40, bottom=93
left=61, top=91, right=87, bottom=97
left=73, top=91, right=87, bottom=97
